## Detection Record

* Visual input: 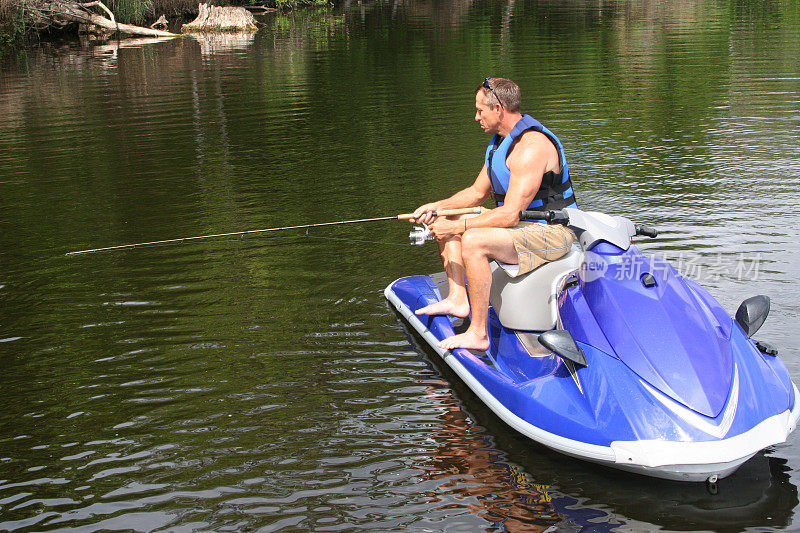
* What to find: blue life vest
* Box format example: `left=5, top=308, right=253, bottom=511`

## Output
left=485, top=114, right=577, bottom=211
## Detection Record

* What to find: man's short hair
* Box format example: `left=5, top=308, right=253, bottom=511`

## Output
left=476, top=78, right=521, bottom=113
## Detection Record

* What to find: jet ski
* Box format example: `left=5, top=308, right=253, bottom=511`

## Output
left=385, top=208, right=799, bottom=482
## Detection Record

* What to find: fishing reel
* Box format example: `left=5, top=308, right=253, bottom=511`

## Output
left=409, top=222, right=434, bottom=245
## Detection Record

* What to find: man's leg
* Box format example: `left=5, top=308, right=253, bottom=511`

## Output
left=416, top=216, right=475, bottom=318
left=437, top=228, right=518, bottom=351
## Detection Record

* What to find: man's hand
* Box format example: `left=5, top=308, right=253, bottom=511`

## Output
left=411, top=202, right=440, bottom=224
left=429, top=218, right=463, bottom=240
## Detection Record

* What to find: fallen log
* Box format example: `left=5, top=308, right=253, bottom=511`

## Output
left=25, top=0, right=179, bottom=37
left=181, top=3, right=258, bottom=33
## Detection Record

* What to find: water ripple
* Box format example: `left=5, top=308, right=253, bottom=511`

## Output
left=1, top=3, right=799, bottom=531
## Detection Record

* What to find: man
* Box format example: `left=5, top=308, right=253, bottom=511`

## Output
left=411, top=77, right=577, bottom=351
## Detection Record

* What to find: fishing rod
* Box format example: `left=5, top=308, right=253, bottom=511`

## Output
left=65, top=207, right=483, bottom=256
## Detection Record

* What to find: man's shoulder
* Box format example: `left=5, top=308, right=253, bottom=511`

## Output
left=509, top=129, right=555, bottom=160
left=516, top=128, right=550, bottom=146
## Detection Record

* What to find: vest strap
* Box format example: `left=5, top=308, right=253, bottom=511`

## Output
left=534, top=174, right=572, bottom=200
left=534, top=193, right=576, bottom=210
left=493, top=187, right=576, bottom=209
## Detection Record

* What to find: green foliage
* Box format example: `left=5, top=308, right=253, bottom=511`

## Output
left=270, top=0, right=329, bottom=10
left=0, top=2, right=27, bottom=48
left=105, top=0, right=153, bottom=24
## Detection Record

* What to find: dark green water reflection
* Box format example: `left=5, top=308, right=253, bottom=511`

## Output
left=1, top=1, right=800, bottom=530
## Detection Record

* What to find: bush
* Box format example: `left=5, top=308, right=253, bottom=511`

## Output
left=0, top=0, right=25, bottom=44
left=147, top=0, right=198, bottom=18
left=102, top=0, right=152, bottom=23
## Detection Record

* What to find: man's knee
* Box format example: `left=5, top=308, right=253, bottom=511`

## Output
left=461, top=229, right=491, bottom=258
left=461, top=229, right=478, bottom=251
left=463, top=228, right=518, bottom=264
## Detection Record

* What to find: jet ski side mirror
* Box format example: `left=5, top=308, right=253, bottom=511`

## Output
left=735, top=295, right=770, bottom=338
left=539, top=330, right=587, bottom=367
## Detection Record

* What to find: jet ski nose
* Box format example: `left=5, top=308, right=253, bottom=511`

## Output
left=582, top=257, right=733, bottom=418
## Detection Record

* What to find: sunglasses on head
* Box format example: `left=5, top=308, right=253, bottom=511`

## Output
left=482, top=78, right=504, bottom=108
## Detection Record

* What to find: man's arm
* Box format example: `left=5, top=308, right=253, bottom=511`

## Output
left=487, top=136, right=547, bottom=224
left=429, top=133, right=549, bottom=237
left=412, top=165, right=492, bottom=224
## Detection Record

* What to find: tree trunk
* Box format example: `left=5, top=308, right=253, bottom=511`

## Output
left=181, top=3, right=258, bottom=33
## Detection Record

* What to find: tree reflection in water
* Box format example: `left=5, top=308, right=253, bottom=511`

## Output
left=396, top=316, right=798, bottom=532
left=410, top=371, right=621, bottom=531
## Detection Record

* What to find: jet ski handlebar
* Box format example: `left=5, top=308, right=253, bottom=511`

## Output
left=518, top=209, right=570, bottom=225
left=633, top=224, right=659, bottom=238
left=519, top=210, right=659, bottom=238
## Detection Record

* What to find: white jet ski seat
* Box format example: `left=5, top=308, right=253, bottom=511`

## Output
left=489, top=245, right=583, bottom=331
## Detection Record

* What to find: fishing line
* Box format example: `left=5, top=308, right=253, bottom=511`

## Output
left=301, top=228, right=409, bottom=247
left=65, top=207, right=483, bottom=256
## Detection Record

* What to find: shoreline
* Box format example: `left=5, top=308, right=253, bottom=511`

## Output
left=0, top=0, right=330, bottom=47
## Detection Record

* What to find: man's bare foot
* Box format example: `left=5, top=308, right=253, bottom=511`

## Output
left=415, top=298, right=470, bottom=318
left=437, top=329, right=490, bottom=351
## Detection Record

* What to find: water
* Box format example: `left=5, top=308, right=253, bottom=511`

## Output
left=1, top=1, right=799, bottom=530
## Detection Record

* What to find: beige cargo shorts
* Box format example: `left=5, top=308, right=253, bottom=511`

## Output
left=504, top=222, right=575, bottom=277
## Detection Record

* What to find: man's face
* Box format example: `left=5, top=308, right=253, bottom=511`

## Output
left=474, top=92, right=501, bottom=133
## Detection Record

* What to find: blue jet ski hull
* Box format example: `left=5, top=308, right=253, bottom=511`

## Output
left=385, top=266, right=799, bottom=482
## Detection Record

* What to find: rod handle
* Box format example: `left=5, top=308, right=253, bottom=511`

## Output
left=397, top=207, right=484, bottom=220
